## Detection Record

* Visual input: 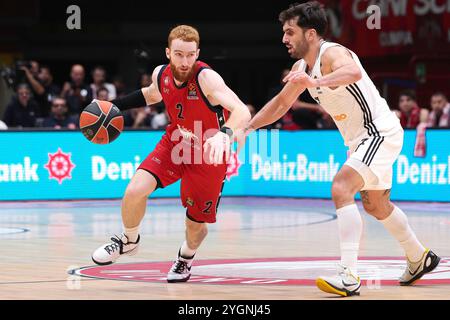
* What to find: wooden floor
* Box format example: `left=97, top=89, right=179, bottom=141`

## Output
left=1, top=197, right=449, bottom=300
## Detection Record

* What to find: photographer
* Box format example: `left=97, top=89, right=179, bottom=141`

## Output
left=17, top=60, right=45, bottom=98
left=3, top=83, right=39, bottom=128
left=37, top=65, right=61, bottom=117
left=61, top=64, right=93, bottom=115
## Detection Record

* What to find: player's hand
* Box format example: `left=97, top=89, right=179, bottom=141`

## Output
left=204, top=131, right=231, bottom=165
left=235, top=126, right=252, bottom=155
left=283, top=71, right=318, bottom=88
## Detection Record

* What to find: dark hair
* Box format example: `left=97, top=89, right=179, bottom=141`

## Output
left=97, top=86, right=109, bottom=95
left=399, top=90, right=416, bottom=101
left=16, top=83, right=31, bottom=92
left=92, top=66, right=106, bottom=74
left=51, top=97, right=67, bottom=106
left=40, top=64, right=51, bottom=72
left=431, top=92, right=448, bottom=100
left=279, top=1, right=328, bottom=37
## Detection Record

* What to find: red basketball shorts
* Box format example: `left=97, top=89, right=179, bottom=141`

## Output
left=138, top=134, right=227, bottom=223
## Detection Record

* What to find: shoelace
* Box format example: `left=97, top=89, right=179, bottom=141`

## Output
left=104, top=234, right=125, bottom=254
left=337, top=264, right=358, bottom=283
left=171, top=259, right=189, bottom=274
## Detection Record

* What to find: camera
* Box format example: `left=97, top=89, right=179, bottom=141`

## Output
left=0, top=67, right=15, bottom=88
left=0, top=60, right=33, bottom=89
left=15, top=60, right=32, bottom=70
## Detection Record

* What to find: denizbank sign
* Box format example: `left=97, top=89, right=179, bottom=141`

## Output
left=0, top=130, right=448, bottom=201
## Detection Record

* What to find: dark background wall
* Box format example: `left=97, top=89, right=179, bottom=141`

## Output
left=0, top=0, right=435, bottom=109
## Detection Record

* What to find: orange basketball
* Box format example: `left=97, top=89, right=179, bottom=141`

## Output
left=79, top=100, right=124, bottom=144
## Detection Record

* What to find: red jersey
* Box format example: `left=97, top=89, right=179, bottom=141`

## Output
left=157, top=61, right=230, bottom=143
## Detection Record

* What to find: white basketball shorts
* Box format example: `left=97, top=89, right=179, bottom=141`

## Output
left=344, top=128, right=404, bottom=191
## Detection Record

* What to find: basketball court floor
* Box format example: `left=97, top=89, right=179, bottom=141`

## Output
left=1, top=197, right=449, bottom=300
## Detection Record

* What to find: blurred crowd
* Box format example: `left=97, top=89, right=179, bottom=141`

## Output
left=0, top=62, right=449, bottom=131
left=0, top=61, right=168, bottom=130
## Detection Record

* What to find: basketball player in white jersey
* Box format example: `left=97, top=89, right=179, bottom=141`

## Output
left=245, top=1, right=440, bottom=296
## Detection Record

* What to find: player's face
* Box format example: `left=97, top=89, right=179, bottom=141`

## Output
left=166, top=39, right=199, bottom=82
left=282, top=19, right=309, bottom=59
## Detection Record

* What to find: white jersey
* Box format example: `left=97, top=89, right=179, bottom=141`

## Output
left=298, top=41, right=401, bottom=148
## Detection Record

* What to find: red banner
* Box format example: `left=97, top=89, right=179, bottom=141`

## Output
left=322, top=0, right=450, bottom=56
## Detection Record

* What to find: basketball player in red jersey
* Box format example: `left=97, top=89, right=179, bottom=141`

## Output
left=91, top=25, right=251, bottom=282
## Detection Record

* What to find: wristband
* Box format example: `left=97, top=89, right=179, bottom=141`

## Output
left=220, top=126, right=233, bottom=138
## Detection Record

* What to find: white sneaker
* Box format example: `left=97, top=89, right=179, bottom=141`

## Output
left=167, top=251, right=194, bottom=283
left=399, top=249, right=440, bottom=286
left=92, top=233, right=140, bottom=265
left=316, top=264, right=361, bottom=297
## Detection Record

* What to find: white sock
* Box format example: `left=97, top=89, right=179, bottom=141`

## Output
left=180, top=241, right=196, bottom=259
left=380, top=205, right=425, bottom=262
left=123, top=225, right=139, bottom=243
left=336, top=204, right=362, bottom=273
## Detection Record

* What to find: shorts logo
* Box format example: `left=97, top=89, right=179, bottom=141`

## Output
left=333, top=114, right=347, bottom=121
left=186, top=197, right=194, bottom=206
left=187, top=83, right=199, bottom=100
left=151, top=157, right=161, bottom=164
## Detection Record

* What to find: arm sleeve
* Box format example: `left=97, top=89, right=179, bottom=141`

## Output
left=110, top=89, right=147, bottom=111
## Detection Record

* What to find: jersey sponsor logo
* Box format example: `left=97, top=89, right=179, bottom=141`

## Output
left=333, top=114, right=347, bottom=121
left=44, top=148, right=76, bottom=184
left=187, top=83, right=199, bottom=100
left=164, top=76, right=170, bottom=87
left=72, top=256, right=450, bottom=286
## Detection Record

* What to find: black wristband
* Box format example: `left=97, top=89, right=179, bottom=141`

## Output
left=111, top=89, right=147, bottom=111
left=220, top=126, right=233, bottom=138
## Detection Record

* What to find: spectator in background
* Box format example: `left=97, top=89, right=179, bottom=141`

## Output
left=124, top=107, right=153, bottom=128
left=396, top=90, right=428, bottom=129
left=90, top=66, right=116, bottom=100
left=112, top=75, right=128, bottom=98
left=96, top=87, right=110, bottom=101
left=291, top=91, right=328, bottom=129
left=18, top=60, right=45, bottom=102
left=37, top=65, right=61, bottom=117
left=140, top=72, right=152, bottom=87
left=61, top=64, right=93, bottom=115
left=150, top=104, right=168, bottom=130
left=268, top=69, right=300, bottom=130
left=2, top=83, right=39, bottom=128
left=427, top=92, right=450, bottom=128
left=268, top=69, right=326, bottom=130
left=41, top=97, right=77, bottom=129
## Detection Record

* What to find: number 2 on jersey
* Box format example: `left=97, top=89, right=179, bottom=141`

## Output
left=176, top=103, right=184, bottom=120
